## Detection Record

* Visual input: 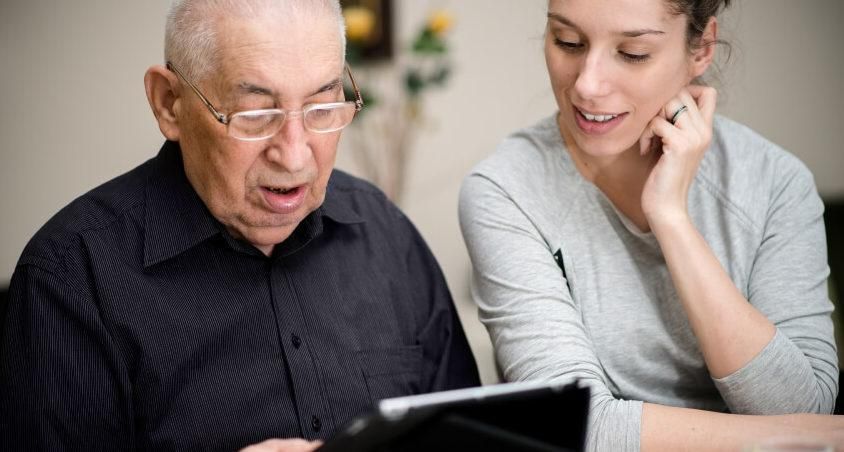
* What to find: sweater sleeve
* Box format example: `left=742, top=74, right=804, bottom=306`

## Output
left=459, top=173, right=642, bottom=452
left=712, top=160, right=838, bottom=414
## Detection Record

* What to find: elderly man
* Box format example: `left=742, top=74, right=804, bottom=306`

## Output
left=0, top=0, right=479, bottom=450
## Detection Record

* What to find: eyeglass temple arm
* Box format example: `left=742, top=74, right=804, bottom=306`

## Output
left=345, top=64, right=364, bottom=112
left=166, top=62, right=229, bottom=125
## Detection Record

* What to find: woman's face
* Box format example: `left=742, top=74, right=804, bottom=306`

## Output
left=545, top=0, right=706, bottom=158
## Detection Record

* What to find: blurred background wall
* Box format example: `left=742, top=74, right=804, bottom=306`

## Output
left=1, top=0, right=842, bottom=385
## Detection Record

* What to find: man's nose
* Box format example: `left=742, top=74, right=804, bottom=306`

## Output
left=573, top=51, right=612, bottom=100
left=265, top=113, right=310, bottom=172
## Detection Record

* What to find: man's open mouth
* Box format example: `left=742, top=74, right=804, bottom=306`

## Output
left=265, top=186, right=298, bottom=195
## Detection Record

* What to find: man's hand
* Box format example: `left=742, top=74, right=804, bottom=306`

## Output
left=240, top=438, right=323, bottom=452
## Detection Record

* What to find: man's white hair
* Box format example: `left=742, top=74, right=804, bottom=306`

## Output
left=164, top=0, right=346, bottom=82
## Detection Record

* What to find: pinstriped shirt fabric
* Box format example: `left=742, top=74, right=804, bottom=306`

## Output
left=0, top=141, right=480, bottom=452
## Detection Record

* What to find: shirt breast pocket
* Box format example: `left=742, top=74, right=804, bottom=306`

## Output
left=356, top=346, right=423, bottom=402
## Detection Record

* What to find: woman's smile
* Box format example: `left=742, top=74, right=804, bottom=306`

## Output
left=573, top=106, right=628, bottom=135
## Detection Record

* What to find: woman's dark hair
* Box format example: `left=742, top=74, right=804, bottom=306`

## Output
left=665, top=0, right=731, bottom=52
left=665, top=0, right=732, bottom=87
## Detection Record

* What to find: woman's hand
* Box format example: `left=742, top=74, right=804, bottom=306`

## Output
left=639, top=85, right=717, bottom=230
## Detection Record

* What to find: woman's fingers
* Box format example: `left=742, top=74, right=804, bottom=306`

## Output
left=640, top=124, right=656, bottom=156
left=686, top=84, right=717, bottom=124
left=650, top=115, right=689, bottom=154
left=663, top=97, right=689, bottom=125
left=640, top=85, right=717, bottom=156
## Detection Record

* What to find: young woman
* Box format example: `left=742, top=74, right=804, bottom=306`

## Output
left=459, top=0, right=843, bottom=450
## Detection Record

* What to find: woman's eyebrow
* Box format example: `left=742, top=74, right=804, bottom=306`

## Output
left=547, top=12, right=578, bottom=29
left=621, top=28, right=665, bottom=38
left=547, top=12, right=665, bottom=38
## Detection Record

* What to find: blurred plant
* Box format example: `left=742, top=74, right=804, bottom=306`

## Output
left=405, top=10, right=452, bottom=98
left=341, top=6, right=455, bottom=203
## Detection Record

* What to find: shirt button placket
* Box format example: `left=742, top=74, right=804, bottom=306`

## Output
left=270, top=263, right=330, bottom=439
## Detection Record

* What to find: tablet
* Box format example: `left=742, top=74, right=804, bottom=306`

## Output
left=318, top=379, right=590, bottom=452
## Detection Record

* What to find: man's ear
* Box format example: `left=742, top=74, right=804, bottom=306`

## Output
left=690, top=16, right=718, bottom=79
left=144, top=65, right=181, bottom=141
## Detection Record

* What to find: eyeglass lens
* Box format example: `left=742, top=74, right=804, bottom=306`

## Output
left=229, top=103, right=357, bottom=140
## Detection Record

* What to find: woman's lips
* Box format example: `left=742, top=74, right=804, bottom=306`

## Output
left=573, top=107, right=627, bottom=135
left=260, top=185, right=307, bottom=214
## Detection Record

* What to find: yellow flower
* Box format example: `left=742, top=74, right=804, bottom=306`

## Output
left=343, top=6, right=376, bottom=43
left=427, top=10, right=453, bottom=36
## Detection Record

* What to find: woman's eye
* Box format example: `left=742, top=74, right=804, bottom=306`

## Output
left=619, top=51, right=650, bottom=63
left=554, top=38, right=584, bottom=52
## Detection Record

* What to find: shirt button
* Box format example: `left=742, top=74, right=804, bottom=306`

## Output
left=291, top=334, right=302, bottom=349
left=311, top=415, right=322, bottom=432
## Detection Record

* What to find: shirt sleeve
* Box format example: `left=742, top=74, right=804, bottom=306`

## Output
left=459, top=174, right=642, bottom=452
left=712, top=161, right=838, bottom=414
left=0, top=259, right=133, bottom=451
left=399, top=210, right=481, bottom=393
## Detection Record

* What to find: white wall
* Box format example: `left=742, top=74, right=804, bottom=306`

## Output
left=716, top=0, right=844, bottom=197
left=0, top=0, right=171, bottom=277
left=337, top=1, right=557, bottom=383
left=2, top=1, right=843, bottom=385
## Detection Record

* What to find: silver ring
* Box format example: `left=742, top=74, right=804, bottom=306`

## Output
left=670, top=105, right=688, bottom=125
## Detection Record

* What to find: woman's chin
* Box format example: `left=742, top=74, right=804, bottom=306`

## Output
left=572, top=135, right=640, bottom=158
left=561, top=119, right=639, bottom=158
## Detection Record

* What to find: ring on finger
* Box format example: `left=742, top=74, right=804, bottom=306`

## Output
left=670, top=104, right=688, bottom=125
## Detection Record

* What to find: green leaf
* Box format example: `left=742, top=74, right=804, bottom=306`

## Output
left=412, top=28, right=447, bottom=54
left=429, top=66, right=451, bottom=85
left=405, top=71, right=424, bottom=97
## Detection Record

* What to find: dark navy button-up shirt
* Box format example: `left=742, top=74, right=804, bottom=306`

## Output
left=0, top=141, right=480, bottom=451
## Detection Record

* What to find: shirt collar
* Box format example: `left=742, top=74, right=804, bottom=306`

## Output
left=320, top=174, right=366, bottom=226
left=143, top=141, right=221, bottom=268
left=142, top=141, right=364, bottom=268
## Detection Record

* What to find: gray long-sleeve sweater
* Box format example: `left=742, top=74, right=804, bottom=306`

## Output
left=459, top=114, right=838, bottom=451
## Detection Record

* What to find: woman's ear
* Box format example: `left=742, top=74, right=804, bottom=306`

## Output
left=690, top=16, right=718, bottom=79
left=144, top=65, right=181, bottom=141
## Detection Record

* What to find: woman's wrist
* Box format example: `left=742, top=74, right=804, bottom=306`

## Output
left=645, top=207, right=693, bottom=237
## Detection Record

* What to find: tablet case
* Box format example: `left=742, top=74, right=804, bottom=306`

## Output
left=318, top=380, right=590, bottom=452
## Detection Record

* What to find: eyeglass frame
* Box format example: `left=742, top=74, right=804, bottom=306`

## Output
left=166, top=60, right=364, bottom=140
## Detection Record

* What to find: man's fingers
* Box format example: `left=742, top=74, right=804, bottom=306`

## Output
left=240, top=438, right=323, bottom=452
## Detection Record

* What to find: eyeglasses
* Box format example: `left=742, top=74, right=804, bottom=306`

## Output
left=166, top=61, right=364, bottom=141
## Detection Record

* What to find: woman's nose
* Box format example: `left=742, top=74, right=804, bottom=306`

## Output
left=573, top=52, right=612, bottom=100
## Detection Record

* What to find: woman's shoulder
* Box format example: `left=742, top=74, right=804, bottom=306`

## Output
left=707, top=115, right=814, bottom=181
left=465, top=113, right=579, bottom=192
left=460, top=113, right=585, bottom=236
left=700, top=115, right=820, bottom=223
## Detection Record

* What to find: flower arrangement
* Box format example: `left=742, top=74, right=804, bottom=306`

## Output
left=404, top=10, right=453, bottom=98
left=340, top=5, right=455, bottom=202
